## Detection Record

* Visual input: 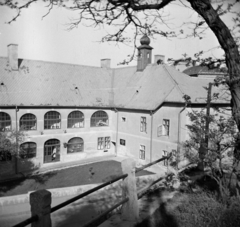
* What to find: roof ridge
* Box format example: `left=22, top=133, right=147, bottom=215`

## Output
left=0, top=56, right=102, bottom=69
left=162, top=65, right=185, bottom=98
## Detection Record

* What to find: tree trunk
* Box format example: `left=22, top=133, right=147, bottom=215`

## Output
left=188, top=0, right=240, bottom=158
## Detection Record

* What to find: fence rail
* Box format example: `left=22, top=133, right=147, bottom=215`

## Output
left=135, top=154, right=171, bottom=173
left=12, top=154, right=171, bottom=227
left=13, top=215, right=38, bottom=227
left=51, top=173, right=128, bottom=213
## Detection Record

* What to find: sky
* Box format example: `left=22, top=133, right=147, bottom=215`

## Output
left=0, top=1, right=233, bottom=68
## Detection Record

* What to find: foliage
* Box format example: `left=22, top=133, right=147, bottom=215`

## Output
left=184, top=108, right=237, bottom=161
left=183, top=106, right=240, bottom=198
left=165, top=191, right=240, bottom=227
left=0, top=130, right=26, bottom=161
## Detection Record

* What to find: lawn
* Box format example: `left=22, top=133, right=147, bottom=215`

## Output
left=0, top=160, right=152, bottom=197
left=0, top=160, right=123, bottom=197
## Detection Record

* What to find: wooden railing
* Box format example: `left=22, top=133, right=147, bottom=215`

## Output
left=12, top=154, right=171, bottom=227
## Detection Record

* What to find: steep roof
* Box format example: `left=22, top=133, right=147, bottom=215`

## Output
left=0, top=57, right=230, bottom=111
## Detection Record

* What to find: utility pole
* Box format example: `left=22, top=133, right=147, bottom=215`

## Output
left=199, top=82, right=212, bottom=171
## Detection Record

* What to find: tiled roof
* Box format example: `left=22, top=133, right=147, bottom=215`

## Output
left=183, top=65, right=224, bottom=76
left=0, top=57, right=230, bottom=110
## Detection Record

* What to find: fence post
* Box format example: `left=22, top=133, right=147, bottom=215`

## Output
left=30, top=189, right=52, bottom=227
left=121, top=158, right=139, bottom=222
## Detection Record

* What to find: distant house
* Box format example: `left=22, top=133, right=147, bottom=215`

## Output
left=183, top=65, right=226, bottom=79
left=0, top=36, right=230, bottom=178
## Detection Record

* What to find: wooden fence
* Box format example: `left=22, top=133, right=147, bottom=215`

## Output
left=12, top=154, right=171, bottom=227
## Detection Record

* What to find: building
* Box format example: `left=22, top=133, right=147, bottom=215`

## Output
left=0, top=35, right=230, bottom=178
left=183, top=65, right=226, bottom=79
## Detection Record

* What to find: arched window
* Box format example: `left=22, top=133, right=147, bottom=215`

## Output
left=67, top=137, right=84, bottom=153
left=44, top=139, right=60, bottom=163
left=90, top=111, right=108, bottom=127
left=0, top=139, right=12, bottom=161
left=68, top=111, right=84, bottom=128
left=0, top=112, right=11, bottom=131
left=20, top=142, right=37, bottom=159
left=44, top=111, right=61, bottom=129
left=20, top=114, right=37, bottom=130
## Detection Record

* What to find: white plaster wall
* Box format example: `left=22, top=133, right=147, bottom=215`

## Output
left=0, top=108, right=115, bottom=176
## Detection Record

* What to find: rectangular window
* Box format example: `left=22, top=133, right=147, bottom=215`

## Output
left=163, top=150, right=168, bottom=166
left=140, top=117, right=147, bottom=132
left=105, top=137, right=111, bottom=149
left=139, top=145, right=145, bottom=160
left=163, top=119, right=170, bottom=136
left=157, top=119, right=170, bottom=136
left=98, top=137, right=111, bottom=150
left=120, top=139, right=126, bottom=146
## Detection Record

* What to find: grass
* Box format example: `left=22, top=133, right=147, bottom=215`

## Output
left=0, top=160, right=122, bottom=197
left=0, top=160, right=153, bottom=197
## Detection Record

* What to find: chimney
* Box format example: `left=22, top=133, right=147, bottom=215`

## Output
left=8, top=44, right=18, bottom=71
left=101, top=59, right=111, bottom=69
left=154, top=55, right=165, bottom=65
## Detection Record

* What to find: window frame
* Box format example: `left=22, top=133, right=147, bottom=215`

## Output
left=157, top=119, right=170, bottom=137
left=20, top=114, right=37, bottom=131
left=67, top=111, right=84, bottom=128
left=163, top=119, right=170, bottom=136
left=140, top=116, right=147, bottom=133
left=44, top=111, right=61, bottom=130
left=163, top=150, right=168, bottom=166
left=97, top=136, right=111, bottom=150
left=91, top=111, right=109, bottom=127
left=67, top=137, right=84, bottom=154
left=0, top=112, right=11, bottom=132
left=20, top=142, right=37, bottom=159
left=44, top=139, right=60, bottom=163
left=139, top=145, right=145, bottom=160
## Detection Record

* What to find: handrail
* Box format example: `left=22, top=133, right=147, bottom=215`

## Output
left=137, top=174, right=172, bottom=200
left=83, top=197, right=129, bottom=227
left=51, top=173, right=128, bottom=213
left=135, top=153, right=172, bottom=173
left=12, top=173, right=128, bottom=227
left=12, top=215, right=38, bottom=227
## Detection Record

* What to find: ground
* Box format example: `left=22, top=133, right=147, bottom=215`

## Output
left=0, top=159, right=151, bottom=197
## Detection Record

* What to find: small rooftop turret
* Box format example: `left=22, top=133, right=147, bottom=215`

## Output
left=137, top=34, right=153, bottom=71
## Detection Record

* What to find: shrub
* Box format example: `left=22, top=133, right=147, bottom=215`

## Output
left=218, top=195, right=240, bottom=227
left=161, top=191, right=240, bottom=227
left=169, top=192, right=224, bottom=227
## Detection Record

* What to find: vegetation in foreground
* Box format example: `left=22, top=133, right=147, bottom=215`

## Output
left=152, top=190, right=240, bottom=227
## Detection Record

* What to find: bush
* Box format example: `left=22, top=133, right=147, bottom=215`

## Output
left=162, top=191, right=240, bottom=227
left=218, top=195, right=240, bottom=227
left=170, top=192, right=223, bottom=227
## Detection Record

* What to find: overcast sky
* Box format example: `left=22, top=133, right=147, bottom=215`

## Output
left=0, top=1, right=233, bottom=68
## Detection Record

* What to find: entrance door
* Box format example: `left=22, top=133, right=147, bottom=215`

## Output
left=44, top=139, right=60, bottom=163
